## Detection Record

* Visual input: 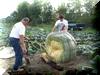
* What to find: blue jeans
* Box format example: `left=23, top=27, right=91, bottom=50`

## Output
left=9, top=37, right=23, bottom=70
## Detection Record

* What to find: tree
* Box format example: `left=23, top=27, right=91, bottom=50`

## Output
left=17, top=1, right=30, bottom=21
left=93, top=1, right=100, bottom=31
left=56, top=3, right=67, bottom=18
left=65, top=3, right=76, bottom=22
left=41, top=2, right=53, bottom=24
left=4, top=0, right=98, bottom=25
left=10, top=11, right=18, bottom=23
left=28, top=0, right=42, bottom=25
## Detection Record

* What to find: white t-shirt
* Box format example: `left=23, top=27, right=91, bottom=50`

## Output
left=9, top=22, right=25, bottom=39
left=54, top=19, right=68, bottom=32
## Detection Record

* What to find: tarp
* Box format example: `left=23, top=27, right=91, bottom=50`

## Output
left=0, top=47, right=15, bottom=58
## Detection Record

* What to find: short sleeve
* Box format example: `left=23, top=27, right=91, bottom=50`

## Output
left=18, top=25, right=25, bottom=36
left=55, top=20, right=59, bottom=26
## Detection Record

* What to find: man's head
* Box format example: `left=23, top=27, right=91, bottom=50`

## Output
left=21, top=17, right=30, bottom=26
left=59, top=14, right=64, bottom=19
left=56, top=14, right=64, bottom=21
left=59, top=14, right=64, bottom=21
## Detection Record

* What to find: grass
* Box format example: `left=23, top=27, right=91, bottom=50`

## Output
left=39, top=24, right=53, bottom=31
left=31, top=24, right=96, bottom=33
left=30, top=24, right=53, bottom=32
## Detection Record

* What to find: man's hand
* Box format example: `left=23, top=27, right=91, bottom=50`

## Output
left=22, top=49, right=27, bottom=55
left=24, top=36, right=30, bottom=40
left=23, top=49, right=30, bottom=65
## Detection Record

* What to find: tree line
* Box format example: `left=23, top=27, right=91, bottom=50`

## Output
left=4, top=0, right=98, bottom=26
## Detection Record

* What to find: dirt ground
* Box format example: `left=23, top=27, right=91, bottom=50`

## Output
left=23, top=53, right=91, bottom=74
left=4, top=53, right=91, bottom=75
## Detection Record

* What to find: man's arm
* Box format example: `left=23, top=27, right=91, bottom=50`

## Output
left=52, top=21, right=58, bottom=32
left=19, top=35, right=27, bottom=54
left=19, top=35, right=31, bottom=64
left=52, top=25, right=56, bottom=32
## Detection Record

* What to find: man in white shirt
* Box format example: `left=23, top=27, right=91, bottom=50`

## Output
left=9, top=17, right=30, bottom=71
left=52, top=14, right=68, bottom=32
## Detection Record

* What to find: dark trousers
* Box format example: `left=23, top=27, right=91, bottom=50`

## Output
left=9, top=37, right=23, bottom=70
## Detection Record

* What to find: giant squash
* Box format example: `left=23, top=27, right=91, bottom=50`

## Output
left=45, top=32, right=77, bottom=63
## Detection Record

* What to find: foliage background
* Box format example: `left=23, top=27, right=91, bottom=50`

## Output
left=3, top=0, right=99, bottom=27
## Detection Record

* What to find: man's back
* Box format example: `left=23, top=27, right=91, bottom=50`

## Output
left=9, top=22, right=25, bottom=39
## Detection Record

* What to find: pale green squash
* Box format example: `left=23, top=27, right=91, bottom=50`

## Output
left=45, top=32, right=77, bottom=63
